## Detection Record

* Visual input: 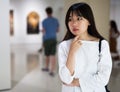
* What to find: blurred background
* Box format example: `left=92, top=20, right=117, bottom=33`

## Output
left=0, top=0, right=120, bottom=92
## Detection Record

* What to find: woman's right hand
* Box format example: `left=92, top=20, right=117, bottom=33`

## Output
left=69, top=36, right=82, bottom=54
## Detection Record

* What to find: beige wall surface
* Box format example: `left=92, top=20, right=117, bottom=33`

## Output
left=89, top=0, right=110, bottom=40
left=64, top=0, right=110, bottom=40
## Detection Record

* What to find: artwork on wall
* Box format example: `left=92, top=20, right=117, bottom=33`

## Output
left=27, top=11, right=40, bottom=34
left=10, top=10, right=14, bottom=36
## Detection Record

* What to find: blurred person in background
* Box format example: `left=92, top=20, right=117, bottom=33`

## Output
left=41, top=7, right=59, bottom=77
left=109, top=20, right=120, bottom=61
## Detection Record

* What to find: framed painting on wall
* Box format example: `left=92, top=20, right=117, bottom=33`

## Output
left=27, top=11, right=40, bottom=34
left=10, top=10, right=14, bottom=36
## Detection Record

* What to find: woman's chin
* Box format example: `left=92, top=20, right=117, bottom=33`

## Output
left=73, top=33, right=80, bottom=36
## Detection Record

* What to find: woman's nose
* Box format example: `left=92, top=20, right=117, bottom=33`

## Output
left=72, top=20, right=78, bottom=26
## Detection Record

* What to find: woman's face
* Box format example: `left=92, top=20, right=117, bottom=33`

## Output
left=68, top=12, right=90, bottom=36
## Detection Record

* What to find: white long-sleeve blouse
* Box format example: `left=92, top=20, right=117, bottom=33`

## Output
left=58, top=39, right=112, bottom=92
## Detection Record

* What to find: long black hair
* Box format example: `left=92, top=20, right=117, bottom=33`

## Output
left=110, top=20, right=119, bottom=33
left=63, top=2, right=104, bottom=41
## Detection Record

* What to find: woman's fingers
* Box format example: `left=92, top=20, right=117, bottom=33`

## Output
left=72, top=36, right=82, bottom=46
left=77, top=40, right=82, bottom=45
left=72, top=36, right=80, bottom=44
left=73, top=36, right=80, bottom=42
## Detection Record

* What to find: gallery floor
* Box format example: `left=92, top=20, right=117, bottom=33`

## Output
left=1, top=44, right=120, bottom=92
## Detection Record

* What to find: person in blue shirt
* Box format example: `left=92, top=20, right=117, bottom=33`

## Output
left=41, top=7, right=59, bottom=76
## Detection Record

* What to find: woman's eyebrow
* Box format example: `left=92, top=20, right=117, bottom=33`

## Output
left=78, top=15, right=82, bottom=17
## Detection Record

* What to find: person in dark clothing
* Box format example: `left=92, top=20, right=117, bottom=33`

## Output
left=109, top=20, right=120, bottom=60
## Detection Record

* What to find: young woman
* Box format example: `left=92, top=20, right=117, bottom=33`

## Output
left=58, top=2, right=112, bottom=92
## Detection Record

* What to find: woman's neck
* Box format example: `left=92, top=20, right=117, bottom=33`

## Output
left=79, top=33, right=90, bottom=40
left=78, top=33, right=98, bottom=41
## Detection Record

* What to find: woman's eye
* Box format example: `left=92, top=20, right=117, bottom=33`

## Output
left=77, top=17, right=82, bottom=21
left=68, top=18, right=72, bottom=21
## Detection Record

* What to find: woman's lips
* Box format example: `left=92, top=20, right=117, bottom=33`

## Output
left=73, top=28, right=79, bottom=32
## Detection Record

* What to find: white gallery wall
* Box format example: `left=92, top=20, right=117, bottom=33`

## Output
left=110, top=0, right=120, bottom=51
left=0, top=0, right=11, bottom=90
left=10, top=0, right=64, bottom=44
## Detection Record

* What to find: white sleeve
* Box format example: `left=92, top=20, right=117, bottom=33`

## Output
left=58, top=43, right=75, bottom=84
left=79, top=40, right=112, bottom=92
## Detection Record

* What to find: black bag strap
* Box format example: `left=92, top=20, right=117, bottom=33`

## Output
left=99, top=38, right=103, bottom=53
left=98, top=38, right=103, bottom=62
